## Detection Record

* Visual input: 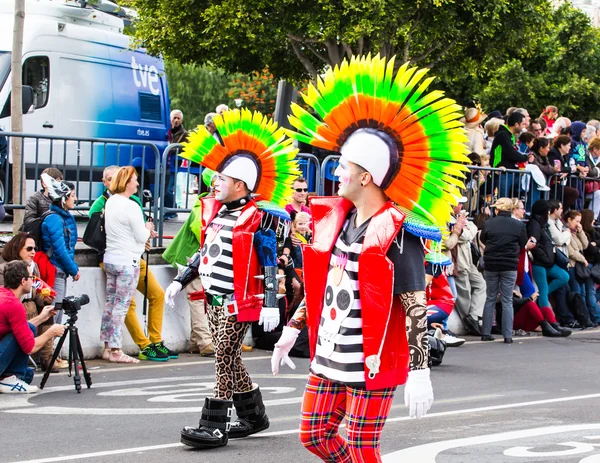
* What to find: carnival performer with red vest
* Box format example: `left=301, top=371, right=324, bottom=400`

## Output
left=163, top=109, right=300, bottom=449
left=271, top=54, right=470, bottom=463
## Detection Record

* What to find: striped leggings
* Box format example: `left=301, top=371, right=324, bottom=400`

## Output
left=300, top=373, right=396, bottom=463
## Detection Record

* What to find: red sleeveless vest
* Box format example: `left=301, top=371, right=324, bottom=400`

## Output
left=200, top=197, right=264, bottom=322
left=303, top=197, right=410, bottom=390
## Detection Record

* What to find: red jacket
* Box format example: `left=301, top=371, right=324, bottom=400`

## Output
left=201, top=197, right=264, bottom=322
left=303, top=197, right=410, bottom=390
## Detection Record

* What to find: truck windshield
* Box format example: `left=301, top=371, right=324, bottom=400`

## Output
left=0, top=52, right=10, bottom=92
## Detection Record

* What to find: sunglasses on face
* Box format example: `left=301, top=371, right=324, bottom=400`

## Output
left=294, top=188, right=308, bottom=193
left=25, top=246, right=37, bottom=252
left=24, top=275, right=35, bottom=280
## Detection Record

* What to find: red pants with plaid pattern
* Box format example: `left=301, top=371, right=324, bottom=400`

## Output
left=299, top=373, right=396, bottom=463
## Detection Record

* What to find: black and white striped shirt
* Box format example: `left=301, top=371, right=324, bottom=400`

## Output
left=311, top=217, right=366, bottom=387
left=199, top=208, right=241, bottom=296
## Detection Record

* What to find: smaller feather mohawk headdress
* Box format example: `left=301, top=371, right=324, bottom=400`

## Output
left=181, top=109, right=301, bottom=207
left=287, top=54, right=470, bottom=238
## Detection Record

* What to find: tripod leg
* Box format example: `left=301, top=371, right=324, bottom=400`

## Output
left=39, top=329, right=68, bottom=390
left=69, top=327, right=82, bottom=393
left=75, top=328, right=92, bottom=389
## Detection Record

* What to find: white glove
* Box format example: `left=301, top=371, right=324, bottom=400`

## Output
left=271, top=326, right=300, bottom=375
left=404, top=368, right=434, bottom=419
left=259, top=306, right=280, bottom=333
left=164, top=281, right=182, bottom=308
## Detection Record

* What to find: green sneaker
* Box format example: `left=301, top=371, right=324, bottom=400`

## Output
left=139, top=344, right=169, bottom=362
left=154, top=341, right=179, bottom=359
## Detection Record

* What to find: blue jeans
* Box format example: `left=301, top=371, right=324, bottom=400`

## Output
left=570, top=266, right=600, bottom=323
left=0, top=323, right=35, bottom=384
left=531, top=264, right=570, bottom=308
left=499, top=172, right=516, bottom=198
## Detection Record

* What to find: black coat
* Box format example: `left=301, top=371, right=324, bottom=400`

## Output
left=527, top=215, right=555, bottom=268
left=490, top=125, right=528, bottom=169
left=584, top=228, right=600, bottom=264
left=481, top=211, right=527, bottom=272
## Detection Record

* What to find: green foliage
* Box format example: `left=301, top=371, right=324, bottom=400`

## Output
left=130, top=0, right=550, bottom=83
left=164, top=63, right=281, bottom=129
left=130, top=0, right=600, bottom=121
left=165, top=63, right=231, bottom=130
left=477, top=3, right=600, bottom=120
left=228, top=69, right=279, bottom=117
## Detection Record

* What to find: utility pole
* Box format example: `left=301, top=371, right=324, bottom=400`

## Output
left=11, top=0, right=25, bottom=232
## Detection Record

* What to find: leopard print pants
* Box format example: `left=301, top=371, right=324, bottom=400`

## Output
left=207, top=303, right=254, bottom=400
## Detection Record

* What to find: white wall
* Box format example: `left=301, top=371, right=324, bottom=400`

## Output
left=61, top=265, right=190, bottom=359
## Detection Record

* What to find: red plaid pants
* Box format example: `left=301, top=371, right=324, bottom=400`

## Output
left=299, top=373, right=396, bottom=463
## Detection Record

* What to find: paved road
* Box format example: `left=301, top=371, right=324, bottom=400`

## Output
left=2, top=328, right=600, bottom=463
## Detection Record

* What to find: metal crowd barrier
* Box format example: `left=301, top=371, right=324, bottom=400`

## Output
left=0, top=132, right=161, bottom=221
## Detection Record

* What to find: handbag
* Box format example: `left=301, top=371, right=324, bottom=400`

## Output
left=575, top=261, right=591, bottom=282
left=590, top=263, right=600, bottom=284
left=82, top=209, right=106, bottom=253
left=554, top=248, right=569, bottom=269
left=584, top=179, right=600, bottom=194
left=471, top=233, right=485, bottom=272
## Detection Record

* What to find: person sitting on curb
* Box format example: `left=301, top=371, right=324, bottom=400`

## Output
left=0, top=261, right=66, bottom=394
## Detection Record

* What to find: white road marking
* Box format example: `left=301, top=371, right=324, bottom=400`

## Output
left=381, top=424, right=600, bottom=462
left=8, top=393, right=600, bottom=462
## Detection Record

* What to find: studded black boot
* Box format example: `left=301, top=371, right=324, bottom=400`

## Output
left=228, top=386, right=270, bottom=439
left=181, top=398, right=233, bottom=449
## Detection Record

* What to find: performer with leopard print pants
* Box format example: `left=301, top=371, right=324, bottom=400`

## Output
left=164, top=109, right=300, bottom=449
left=271, top=55, right=470, bottom=463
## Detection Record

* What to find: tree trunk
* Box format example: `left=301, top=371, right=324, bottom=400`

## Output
left=11, top=0, right=25, bottom=232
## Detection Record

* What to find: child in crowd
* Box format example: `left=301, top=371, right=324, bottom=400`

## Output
left=282, top=211, right=311, bottom=272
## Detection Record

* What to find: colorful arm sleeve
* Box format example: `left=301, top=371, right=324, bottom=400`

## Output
left=287, top=300, right=307, bottom=331
left=401, top=290, right=429, bottom=371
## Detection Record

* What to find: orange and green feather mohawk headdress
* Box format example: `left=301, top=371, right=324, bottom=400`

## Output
left=287, top=54, right=470, bottom=236
left=180, top=109, right=301, bottom=207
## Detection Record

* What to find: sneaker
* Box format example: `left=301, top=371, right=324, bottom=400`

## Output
left=139, top=344, right=169, bottom=362
left=444, top=334, right=466, bottom=347
left=0, top=375, right=39, bottom=394
left=154, top=341, right=179, bottom=359
left=537, top=185, right=551, bottom=191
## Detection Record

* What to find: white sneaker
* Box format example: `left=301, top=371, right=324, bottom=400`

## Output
left=537, top=185, right=551, bottom=191
left=0, top=375, right=39, bottom=394
left=444, top=334, right=466, bottom=347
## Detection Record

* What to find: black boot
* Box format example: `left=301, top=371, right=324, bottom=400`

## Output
left=550, top=322, right=572, bottom=337
left=181, top=398, right=233, bottom=449
left=228, top=386, right=270, bottom=439
left=539, top=320, right=562, bottom=337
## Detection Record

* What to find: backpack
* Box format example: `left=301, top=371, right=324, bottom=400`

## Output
left=21, top=210, right=57, bottom=249
left=566, top=291, right=590, bottom=325
left=83, top=208, right=106, bottom=253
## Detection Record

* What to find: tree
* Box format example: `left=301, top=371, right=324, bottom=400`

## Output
left=228, top=69, right=278, bottom=117
left=131, top=0, right=550, bottom=83
left=165, top=62, right=231, bottom=129
left=478, top=3, right=600, bottom=120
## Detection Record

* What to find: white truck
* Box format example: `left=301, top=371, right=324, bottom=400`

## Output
left=0, top=0, right=171, bottom=202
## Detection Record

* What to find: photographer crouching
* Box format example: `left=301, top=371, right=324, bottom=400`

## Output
left=0, top=261, right=66, bottom=393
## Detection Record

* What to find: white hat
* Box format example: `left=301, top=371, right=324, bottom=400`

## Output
left=339, top=128, right=399, bottom=188
left=219, top=154, right=259, bottom=191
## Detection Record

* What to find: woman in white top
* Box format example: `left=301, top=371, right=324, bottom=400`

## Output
left=101, top=166, right=155, bottom=363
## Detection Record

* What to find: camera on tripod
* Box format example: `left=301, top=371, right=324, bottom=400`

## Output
left=40, top=293, right=92, bottom=393
left=62, top=294, right=90, bottom=316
